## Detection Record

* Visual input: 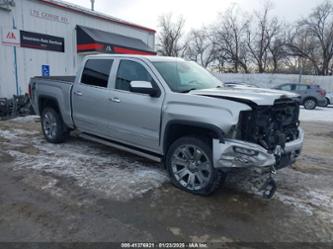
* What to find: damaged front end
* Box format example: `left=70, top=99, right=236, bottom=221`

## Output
left=213, top=98, right=304, bottom=198
left=214, top=98, right=303, bottom=169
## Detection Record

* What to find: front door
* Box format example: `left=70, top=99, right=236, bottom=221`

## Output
left=108, top=59, right=164, bottom=152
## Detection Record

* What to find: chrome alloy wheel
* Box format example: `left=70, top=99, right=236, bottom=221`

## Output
left=43, top=111, right=57, bottom=139
left=171, top=144, right=213, bottom=191
left=304, top=99, right=316, bottom=109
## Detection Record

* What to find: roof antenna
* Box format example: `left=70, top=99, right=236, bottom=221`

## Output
left=90, top=0, right=95, bottom=11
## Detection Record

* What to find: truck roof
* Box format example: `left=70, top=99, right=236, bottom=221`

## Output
left=84, top=54, right=185, bottom=62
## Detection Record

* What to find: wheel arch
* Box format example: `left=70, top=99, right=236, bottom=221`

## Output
left=38, top=95, right=61, bottom=115
left=163, top=120, right=225, bottom=155
left=326, top=97, right=330, bottom=105
left=302, top=96, right=317, bottom=105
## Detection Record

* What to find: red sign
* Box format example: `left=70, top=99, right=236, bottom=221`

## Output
left=1, top=28, right=20, bottom=46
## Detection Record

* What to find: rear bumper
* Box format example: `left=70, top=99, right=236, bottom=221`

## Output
left=213, top=128, right=304, bottom=169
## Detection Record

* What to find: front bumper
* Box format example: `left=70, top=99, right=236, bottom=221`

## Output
left=213, top=128, right=304, bottom=169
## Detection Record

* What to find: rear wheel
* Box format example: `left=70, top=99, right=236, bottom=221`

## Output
left=41, top=107, right=68, bottom=143
left=166, top=136, right=225, bottom=195
left=303, top=98, right=317, bottom=110
left=322, top=97, right=329, bottom=107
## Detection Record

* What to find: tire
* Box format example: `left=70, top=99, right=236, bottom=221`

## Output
left=324, top=97, right=330, bottom=107
left=41, top=107, right=68, bottom=143
left=303, top=98, right=317, bottom=110
left=165, top=136, right=225, bottom=196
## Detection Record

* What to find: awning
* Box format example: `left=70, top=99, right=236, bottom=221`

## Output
left=76, top=25, right=156, bottom=55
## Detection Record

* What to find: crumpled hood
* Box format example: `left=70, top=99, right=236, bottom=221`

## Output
left=190, top=87, right=299, bottom=106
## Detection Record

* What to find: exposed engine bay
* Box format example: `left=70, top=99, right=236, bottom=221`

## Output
left=236, top=98, right=300, bottom=152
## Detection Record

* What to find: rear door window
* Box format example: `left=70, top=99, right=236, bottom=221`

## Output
left=81, top=59, right=114, bottom=88
left=295, top=85, right=309, bottom=91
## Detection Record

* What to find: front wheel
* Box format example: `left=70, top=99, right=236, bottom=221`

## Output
left=166, top=136, right=225, bottom=195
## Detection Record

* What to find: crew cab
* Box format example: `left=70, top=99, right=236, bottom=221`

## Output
left=29, top=55, right=304, bottom=197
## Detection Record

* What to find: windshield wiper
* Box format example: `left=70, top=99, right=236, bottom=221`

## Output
left=181, top=88, right=197, bottom=93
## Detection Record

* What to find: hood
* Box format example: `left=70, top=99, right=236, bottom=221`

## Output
left=190, top=87, right=299, bottom=106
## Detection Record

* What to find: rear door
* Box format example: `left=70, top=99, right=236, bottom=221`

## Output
left=107, top=58, right=164, bottom=152
left=294, top=84, right=310, bottom=102
left=72, top=58, right=114, bottom=137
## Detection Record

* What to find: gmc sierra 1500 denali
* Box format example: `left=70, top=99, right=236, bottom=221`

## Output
left=30, top=55, right=304, bottom=197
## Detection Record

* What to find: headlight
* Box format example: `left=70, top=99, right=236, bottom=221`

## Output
left=233, top=146, right=258, bottom=156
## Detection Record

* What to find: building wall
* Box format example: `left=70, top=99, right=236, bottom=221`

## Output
left=215, top=73, right=333, bottom=92
left=0, top=0, right=155, bottom=98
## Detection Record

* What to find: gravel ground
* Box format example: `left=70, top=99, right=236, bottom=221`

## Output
left=0, top=113, right=332, bottom=244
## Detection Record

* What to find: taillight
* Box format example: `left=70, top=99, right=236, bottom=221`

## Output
left=317, top=89, right=326, bottom=96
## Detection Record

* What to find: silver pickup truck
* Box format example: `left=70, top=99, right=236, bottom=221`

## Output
left=30, top=54, right=304, bottom=197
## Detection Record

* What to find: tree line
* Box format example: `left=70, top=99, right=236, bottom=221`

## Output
left=156, top=1, right=333, bottom=75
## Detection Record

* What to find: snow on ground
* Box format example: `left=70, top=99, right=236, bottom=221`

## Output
left=275, top=168, right=333, bottom=223
left=0, top=125, right=168, bottom=202
left=226, top=166, right=333, bottom=225
left=299, top=106, right=333, bottom=122
left=11, top=115, right=40, bottom=123
left=1, top=114, right=332, bottom=222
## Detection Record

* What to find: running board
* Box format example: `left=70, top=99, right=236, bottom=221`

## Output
left=79, top=133, right=162, bottom=163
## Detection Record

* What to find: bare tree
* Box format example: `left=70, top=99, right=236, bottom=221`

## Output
left=287, top=27, right=321, bottom=74
left=157, top=14, right=186, bottom=57
left=185, top=28, right=216, bottom=68
left=213, top=6, right=250, bottom=73
left=246, top=2, right=281, bottom=73
left=287, top=1, right=333, bottom=75
left=267, top=26, right=289, bottom=73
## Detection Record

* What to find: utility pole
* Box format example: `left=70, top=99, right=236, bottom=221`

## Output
left=90, top=0, right=95, bottom=11
left=12, top=16, right=20, bottom=95
left=298, top=58, right=303, bottom=84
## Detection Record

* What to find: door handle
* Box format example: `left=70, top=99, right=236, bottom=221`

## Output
left=74, top=91, right=83, bottom=96
left=109, top=97, right=120, bottom=103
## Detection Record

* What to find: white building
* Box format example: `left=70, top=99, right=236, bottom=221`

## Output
left=0, top=0, right=156, bottom=98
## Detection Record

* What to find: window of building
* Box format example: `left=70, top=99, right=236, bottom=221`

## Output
left=81, top=59, right=113, bottom=87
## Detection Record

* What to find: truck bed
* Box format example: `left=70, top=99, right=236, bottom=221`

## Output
left=30, top=75, right=75, bottom=128
left=31, top=76, right=75, bottom=84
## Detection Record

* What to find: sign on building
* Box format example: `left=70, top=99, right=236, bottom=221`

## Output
left=20, top=30, right=65, bottom=52
left=0, top=0, right=15, bottom=11
left=42, top=65, right=50, bottom=77
left=1, top=28, right=20, bottom=46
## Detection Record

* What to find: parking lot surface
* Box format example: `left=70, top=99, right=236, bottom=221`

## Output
left=0, top=111, right=332, bottom=243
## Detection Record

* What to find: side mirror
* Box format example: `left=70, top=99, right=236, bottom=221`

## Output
left=129, top=81, right=159, bottom=97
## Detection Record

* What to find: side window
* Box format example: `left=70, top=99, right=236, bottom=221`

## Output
left=296, top=85, right=309, bottom=91
left=116, top=60, right=154, bottom=91
left=81, top=59, right=113, bottom=88
left=280, top=84, right=292, bottom=91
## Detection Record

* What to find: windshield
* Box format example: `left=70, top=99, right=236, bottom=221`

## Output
left=152, top=60, right=222, bottom=93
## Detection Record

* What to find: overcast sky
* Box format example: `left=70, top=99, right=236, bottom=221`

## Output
left=66, top=0, right=323, bottom=31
